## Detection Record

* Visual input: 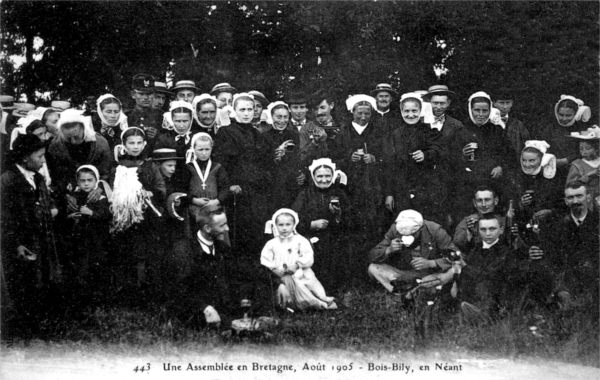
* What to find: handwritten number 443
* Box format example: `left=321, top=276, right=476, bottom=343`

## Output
left=133, top=363, right=151, bottom=373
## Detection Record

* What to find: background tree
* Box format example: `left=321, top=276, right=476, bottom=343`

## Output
left=1, top=0, right=597, bottom=130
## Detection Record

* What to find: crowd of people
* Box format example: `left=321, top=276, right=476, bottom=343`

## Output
left=0, top=73, right=598, bottom=337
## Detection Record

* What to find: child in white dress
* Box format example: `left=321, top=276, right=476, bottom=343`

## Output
left=261, top=208, right=337, bottom=311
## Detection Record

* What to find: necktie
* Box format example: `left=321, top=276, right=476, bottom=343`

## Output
left=501, top=115, right=509, bottom=123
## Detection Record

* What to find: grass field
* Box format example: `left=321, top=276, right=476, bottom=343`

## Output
left=2, top=286, right=597, bottom=379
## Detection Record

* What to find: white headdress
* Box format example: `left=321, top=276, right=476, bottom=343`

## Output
left=522, top=140, right=556, bottom=179
left=264, top=208, right=300, bottom=237
left=266, top=101, right=290, bottom=127
left=96, top=94, right=128, bottom=128
left=57, top=109, right=96, bottom=142
left=554, top=95, right=592, bottom=127
left=468, top=91, right=505, bottom=129
left=345, top=94, right=377, bottom=112
left=192, top=94, right=218, bottom=128
left=308, top=158, right=347, bottom=188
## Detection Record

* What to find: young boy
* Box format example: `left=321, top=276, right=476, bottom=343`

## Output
left=493, top=89, right=531, bottom=162
left=152, top=148, right=182, bottom=197
left=285, top=91, right=309, bottom=133
left=171, top=80, right=199, bottom=104
left=458, top=213, right=511, bottom=319
left=210, top=83, right=237, bottom=109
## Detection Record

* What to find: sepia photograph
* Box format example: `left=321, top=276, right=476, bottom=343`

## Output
left=0, top=1, right=598, bottom=379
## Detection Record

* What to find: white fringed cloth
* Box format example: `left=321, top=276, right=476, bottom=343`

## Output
left=110, top=165, right=151, bottom=233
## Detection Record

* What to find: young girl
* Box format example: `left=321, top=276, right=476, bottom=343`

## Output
left=261, top=208, right=336, bottom=311
left=65, top=165, right=111, bottom=306
left=111, top=127, right=166, bottom=296
left=185, top=132, right=230, bottom=211
left=567, top=127, right=600, bottom=206
left=92, top=94, right=129, bottom=151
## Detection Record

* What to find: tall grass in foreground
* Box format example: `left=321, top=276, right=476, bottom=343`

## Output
left=7, top=288, right=599, bottom=367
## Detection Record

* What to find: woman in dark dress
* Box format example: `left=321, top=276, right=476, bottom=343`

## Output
left=263, top=101, right=305, bottom=213
left=454, top=91, right=513, bottom=217
left=292, top=158, right=351, bottom=292
left=192, top=94, right=219, bottom=139
left=330, top=95, right=388, bottom=255
left=385, top=92, right=444, bottom=225
left=213, top=93, right=274, bottom=254
left=534, top=95, right=592, bottom=184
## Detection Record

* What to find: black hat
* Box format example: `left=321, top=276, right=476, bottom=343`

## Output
left=210, top=83, right=237, bottom=96
left=370, top=83, right=398, bottom=97
left=152, top=148, right=183, bottom=161
left=493, top=87, right=514, bottom=101
left=172, top=80, right=200, bottom=93
left=284, top=91, right=307, bottom=105
left=26, top=119, right=47, bottom=134
left=422, top=85, right=456, bottom=101
left=10, top=134, right=49, bottom=162
left=154, top=81, right=172, bottom=95
left=132, top=74, right=156, bottom=93
left=0, top=95, right=15, bottom=110
left=248, top=91, right=269, bottom=107
left=308, top=89, right=333, bottom=108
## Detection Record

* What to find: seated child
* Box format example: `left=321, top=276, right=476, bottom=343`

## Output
left=566, top=128, right=600, bottom=207
left=261, top=208, right=337, bottom=311
left=65, top=165, right=111, bottom=305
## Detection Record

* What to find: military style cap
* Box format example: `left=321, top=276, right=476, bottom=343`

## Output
left=132, top=74, right=156, bottom=93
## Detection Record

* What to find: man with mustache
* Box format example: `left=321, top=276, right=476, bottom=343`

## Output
left=370, top=83, right=401, bottom=134
left=296, top=90, right=341, bottom=165
left=516, top=181, right=598, bottom=311
left=125, top=74, right=162, bottom=149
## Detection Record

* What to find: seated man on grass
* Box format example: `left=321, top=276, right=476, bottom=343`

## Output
left=368, top=210, right=458, bottom=302
left=516, top=181, right=599, bottom=312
